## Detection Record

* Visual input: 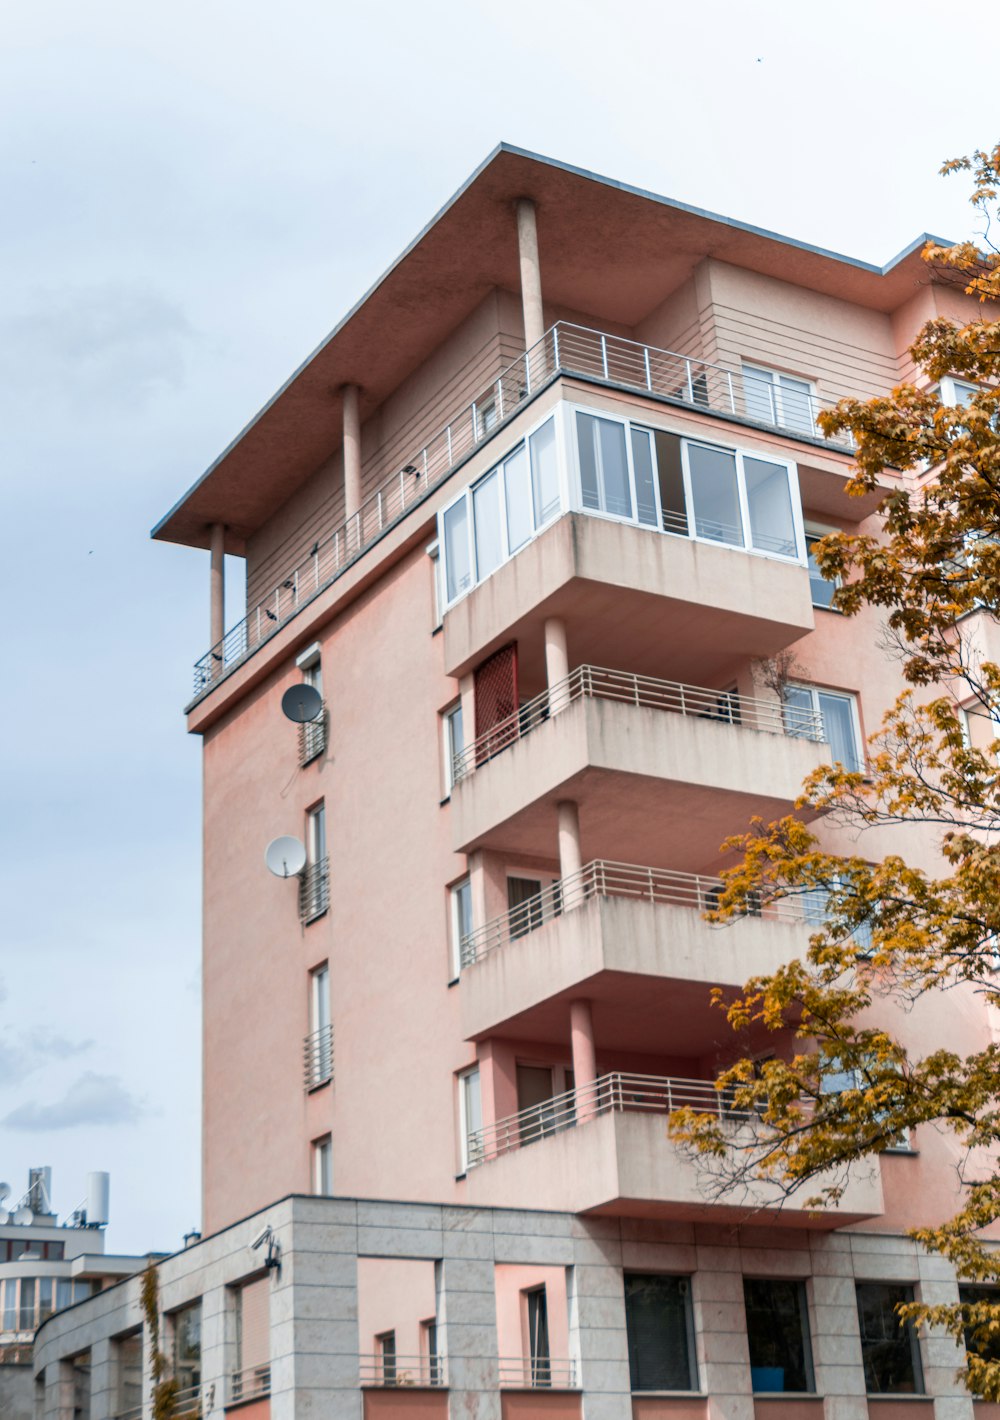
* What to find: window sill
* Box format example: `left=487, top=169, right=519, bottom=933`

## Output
left=866, top=1396, right=932, bottom=1403
left=631, top=1392, right=704, bottom=1399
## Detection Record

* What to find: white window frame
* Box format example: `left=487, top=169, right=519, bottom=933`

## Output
left=309, top=962, right=332, bottom=1086
left=312, top=1135, right=333, bottom=1195
left=742, top=362, right=820, bottom=435
left=804, top=522, right=841, bottom=610
left=784, top=683, right=864, bottom=772
left=568, top=402, right=805, bottom=564
left=426, top=539, right=442, bottom=629
left=441, top=701, right=464, bottom=796
left=939, top=376, right=980, bottom=409
left=437, top=405, right=571, bottom=610
left=457, top=1065, right=482, bottom=1173
left=449, top=876, right=473, bottom=979
left=306, top=802, right=326, bottom=865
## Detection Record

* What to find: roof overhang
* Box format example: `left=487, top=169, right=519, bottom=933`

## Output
left=152, top=142, right=947, bottom=553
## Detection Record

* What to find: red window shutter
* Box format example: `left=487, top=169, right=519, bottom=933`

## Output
left=474, top=643, right=519, bottom=763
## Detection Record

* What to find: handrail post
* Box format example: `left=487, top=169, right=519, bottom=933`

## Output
left=446, top=424, right=453, bottom=465
left=600, top=333, right=609, bottom=380
left=685, top=359, right=695, bottom=403
left=726, top=369, right=736, bottom=412
left=399, top=469, right=405, bottom=511
left=497, top=378, right=504, bottom=421
left=471, top=402, right=478, bottom=442
left=644, top=344, right=652, bottom=391
left=552, top=323, right=560, bottom=372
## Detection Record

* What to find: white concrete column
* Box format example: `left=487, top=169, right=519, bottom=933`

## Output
left=544, top=615, right=568, bottom=682
left=516, top=198, right=545, bottom=351
left=88, top=1337, right=114, bottom=1420
left=558, top=800, right=582, bottom=887
left=341, top=383, right=362, bottom=527
left=209, top=523, right=225, bottom=650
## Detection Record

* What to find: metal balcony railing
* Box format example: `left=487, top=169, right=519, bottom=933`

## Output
left=498, top=1358, right=578, bottom=1389
left=451, top=665, right=824, bottom=783
left=172, top=1383, right=202, bottom=1418
left=467, top=1071, right=756, bottom=1167
left=112, top=1408, right=142, bottom=1420
left=192, top=321, right=851, bottom=695
left=298, top=706, right=327, bottom=766
left=229, top=1364, right=272, bottom=1403
left=358, top=1354, right=447, bottom=1387
left=303, top=1024, right=334, bottom=1090
left=299, top=856, right=330, bottom=923
left=459, top=858, right=810, bottom=968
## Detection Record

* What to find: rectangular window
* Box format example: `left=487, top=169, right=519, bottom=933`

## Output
left=116, top=1332, right=143, bottom=1417
left=577, top=411, right=632, bottom=518
left=806, top=532, right=838, bottom=608
left=19, top=1278, right=35, bottom=1331
left=377, top=1331, right=397, bottom=1385
left=960, top=1286, right=1000, bottom=1366
left=473, top=468, right=504, bottom=581
left=744, top=455, right=797, bottom=556
left=686, top=442, right=744, bottom=547
left=451, top=877, right=473, bottom=975
left=234, top=1277, right=270, bottom=1399
left=443, top=498, right=472, bottom=602
left=507, top=875, right=557, bottom=940
left=173, top=1301, right=202, bottom=1398
left=422, top=1319, right=441, bottom=1385
left=624, top=1274, right=696, bottom=1392
left=783, top=685, right=863, bottom=770
left=458, top=1066, right=482, bottom=1171
left=37, top=1277, right=53, bottom=1322
left=856, top=1282, right=923, bottom=1395
left=940, top=376, right=980, bottom=409
left=529, top=418, right=560, bottom=527
left=296, top=645, right=326, bottom=764
left=442, top=701, right=464, bottom=795
left=308, top=963, right=332, bottom=1086
left=504, top=444, right=533, bottom=553
left=744, top=364, right=817, bottom=435
left=744, top=1279, right=814, bottom=1393
left=302, top=802, right=329, bottom=922
left=526, top=1287, right=551, bottom=1386
left=312, top=1135, right=333, bottom=1195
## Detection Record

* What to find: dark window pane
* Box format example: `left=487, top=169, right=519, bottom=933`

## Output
left=960, top=1286, right=1000, bottom=1366
left=653, top=431, right=687, bottom=536
left=806, top=535, right=836, bottom=608
left=744, top=1279, right=814, bottom=1392
left=856, top=1283, right=923, bottom=1394
left=624, top=1274, right=694, bottom=1392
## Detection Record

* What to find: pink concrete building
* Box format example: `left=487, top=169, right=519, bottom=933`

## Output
left=33, top=145, right=1000, bottom=1420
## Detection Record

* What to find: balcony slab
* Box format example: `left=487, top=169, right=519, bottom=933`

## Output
left=443, top=512, right=815, bottom=685
left=464, top=1110, right=884, bottom=1226
left=450, top=695, right=828, bottom=869
left=461, top=894, right=811, bottom=1049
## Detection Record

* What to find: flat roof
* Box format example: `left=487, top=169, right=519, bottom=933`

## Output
left=153, top=142, right=948, bottom=552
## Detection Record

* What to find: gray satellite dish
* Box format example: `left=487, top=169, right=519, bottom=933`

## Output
left=281, top=684, right=323, bottom=724
left=265, top=836, right=307, bottom=878
left=0, top=1182, right=9, bottom=1203
left=13, top=1206, right=33, bottom=1226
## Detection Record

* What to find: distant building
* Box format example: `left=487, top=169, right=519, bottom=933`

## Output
left=2, top=1169, right=160, bottom=1420
left=33, top=144, right=1000, bottom=1420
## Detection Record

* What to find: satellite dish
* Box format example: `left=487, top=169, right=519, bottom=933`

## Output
left=0, top=1182, right=9, bottom=1203
left=265, top=836, right=307, bottom=879
left=281, top=684, right=323, bottom=724
left=14, top=1206, right=33, bottom=1226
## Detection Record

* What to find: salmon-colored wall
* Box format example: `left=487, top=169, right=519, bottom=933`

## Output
left=363, top=1391, right=449, bottom=1420
left=357, top=1258, right=437, bottom=1359
left=224, top=1400, right=269, bottom=1420
left=631, top=1399, right=707, bottom=1420
left=494, top=1265, right=570, bottom=1363
left=501, top=1396, right=582, bottom=1420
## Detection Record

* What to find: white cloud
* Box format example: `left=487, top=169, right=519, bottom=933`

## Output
left=4, top=1073, right=144, bottom=1131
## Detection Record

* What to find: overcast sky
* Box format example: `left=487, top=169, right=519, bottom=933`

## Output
left=1, top=0, right=995, bottom=1254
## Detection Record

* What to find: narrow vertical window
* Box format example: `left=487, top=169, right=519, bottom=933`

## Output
left=686, top=443, right=743, bottom=547
left=441, top=701, right=464, bottom=794
left=630, top=427, right=658, bottom=527
left=308, top=963, right=332, bottom=1086
left=855, top=1282, right=923, bottom=1395
left=744, top=1279, right=814, bottom=1393
left=458, top=1066, right=482, bottom=1171
left=450, top=877, right=473, bottom=976
left=526, top=1287, right=551, bottom=1386
left=504, top=445, right=533, bottom=553
left=422, top=1319, right=441, bottom=1385
left=296, top=645, right=326, bottom=764
left=529, top=417, right=560, bottom=527
left=472, top=469, right=504, bottom=580
left=377, top=1331, right=397, bottom=1385
left=744, top=456, right=796, bottom=556
left=577, top=411, right=632, bottom=517
left=805, top=531, right=838, bottom=608
left=443, top=498, right=472, bottom=602
left=302, top=803, right=329, bottom=921
left=312, top=1135, right=333, bottom=1196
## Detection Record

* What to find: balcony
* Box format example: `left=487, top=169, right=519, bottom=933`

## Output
left=459, top=860, right=813, bottom=1046
left=450, top=666, right=828, bottom=866
left=303, top=1024, right=334, bottom=1090
left=359, top=1354, right=447, bottom=1388
left=464, top=1073, right=884, bottom=1225
left=191, top=322, right=855, bottom=698
left=442, top=511, right=815, bottom=686
left=229, top=1365, right=272, bottom=1405
left=498, top=1358, right=578, bottom=1390
left=299, top=856, right=330, bottom=923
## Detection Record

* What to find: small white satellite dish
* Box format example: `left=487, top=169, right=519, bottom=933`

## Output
left=265, top=836, right=307, bottom=878
left=13, top=1206, right=33, bottom=1226
left=0, top=1182, right=9, bottom=1203
left=281, top=684, right=323, bottom=724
